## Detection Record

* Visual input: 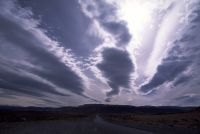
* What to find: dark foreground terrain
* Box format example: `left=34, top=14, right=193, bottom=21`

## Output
left=0, top=104, right=200, bottom=134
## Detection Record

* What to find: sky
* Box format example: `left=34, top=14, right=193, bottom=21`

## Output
left=0, top=0, right=200, bottom=107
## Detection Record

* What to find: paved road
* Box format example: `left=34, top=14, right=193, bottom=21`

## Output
left=93, top=115, right=154, bottom=134
left=0, top=116, right=154, bottom=134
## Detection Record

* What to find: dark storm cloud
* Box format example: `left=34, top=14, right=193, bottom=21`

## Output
left=79, top=0, right=133, bottom=100
left=191, top=1, right=200, bottom=24
left=0, top=2, right=87, bottom=100
left=101, top=22, right=132, bottom=46
left=173, top=75, right=191, bottom=86
left=0, top=69, right=68, bottom=97
left=140, top=60, right=191, bottom=93
left=18, top=0, right=100, bottom=56
left=179, top=34, right=196, bottom=43
left=97, top=48, right=134, bottom=97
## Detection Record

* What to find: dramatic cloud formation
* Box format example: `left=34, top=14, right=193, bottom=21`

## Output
left=79, top=0, right=132, bottom=48
left=0, top=0, right=200, bottom=106
left=140, top=60, right=191, bottom=93
left=97, top=48, right=134, bottom=98
left=0, top=0, right=96, bottom=106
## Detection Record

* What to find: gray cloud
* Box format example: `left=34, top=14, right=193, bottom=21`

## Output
left=0, top=0, right=89, bottom=103
left=140, top=29, right=199, bottom=94
left=79, top=0, right=133, bottom=101
left=0, top=68, right=70, bottom=98
left=18, top=0, right=100, bottom=57
left=174, top=94, right=200, bottom=106
left=97, top=48, right=134, bottom=97
left=101, top=21, right=132, bottom=46
left=140, top=60, right=191, bottom=93
left=80, top=0, right=132, bottom=47
left=1, top=0, right=200, bottom=106
left=139, top=12, right=200, bottom=94
left=173, top=75, right=192, bottom=87
left=96, top=1, right=131, bottom=46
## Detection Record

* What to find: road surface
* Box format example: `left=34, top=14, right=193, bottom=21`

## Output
left=0, top=116, right=154, bottom=134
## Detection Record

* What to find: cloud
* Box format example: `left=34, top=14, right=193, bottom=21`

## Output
left=139, top=31, right=196, bottom=94
left=140, top=60, right=191, bottom=93
left=0, top=0, right=92, bottom=105
left=101, top=21, right=131, bottom=46
left=0, top=68, right=69, bottom=97
left=173, top=75, right=192, bottom=86
left=79, top=0, right=133, bottom=101
left=92, top=0, right=131, bottom=46
left=19, top=0, right=100, bottom=57
left=79, top=0, right=131, bottom=47
left=138, top=0, right=200, bottom=95
left=1, top=0, right=200, bottom=106
left=174, top=94, right=200, bottom=106
left=97, top=48, right=134, bottom=97
left=139, top=17, right=199, bottom=95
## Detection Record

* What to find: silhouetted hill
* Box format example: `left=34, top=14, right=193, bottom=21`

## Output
left=76, top=104, right=193, bottom=114
left=0, top=104, right=194, bottom=113
left=0, top=104, right=195, bottom=113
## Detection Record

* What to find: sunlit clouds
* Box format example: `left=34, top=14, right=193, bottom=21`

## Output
left=0, top=0, right=200, bottom=106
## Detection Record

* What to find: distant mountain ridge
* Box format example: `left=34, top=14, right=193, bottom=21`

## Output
left=0, top=104, right=197, bottom=114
